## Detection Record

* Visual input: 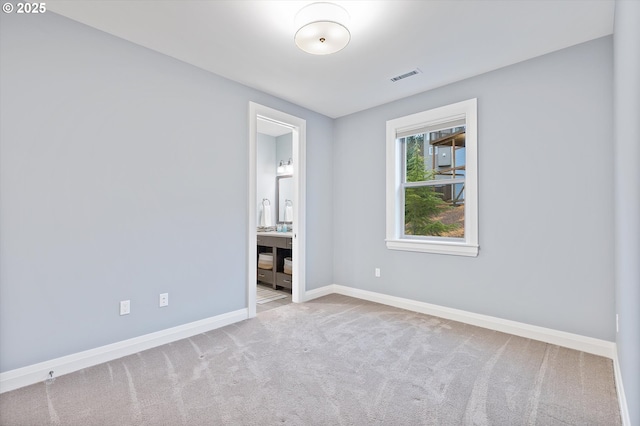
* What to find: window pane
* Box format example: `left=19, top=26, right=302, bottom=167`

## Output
left=428, top=126, right=466, bottom=181
left=403, top=134, right=436, bottom=183
left=404, top=126, right=467, bottom=185
left=404, top=183, right=465, bottom=238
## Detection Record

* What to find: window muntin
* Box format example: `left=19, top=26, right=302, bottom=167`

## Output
left=386, top=99, right=478, bottom=256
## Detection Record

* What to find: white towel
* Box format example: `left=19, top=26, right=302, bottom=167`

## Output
left=284, top=204, right=293, bottom=222
left=260, top=203, right=272, bottom=227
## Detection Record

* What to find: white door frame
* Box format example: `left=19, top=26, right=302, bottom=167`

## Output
left=248, top=102, right=306, bottom=317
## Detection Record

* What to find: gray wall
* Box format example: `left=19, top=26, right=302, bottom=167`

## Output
left=276, top=133, right=293, bottom=169
left=276, top=134, right=293, bottom=223
left=333, top=36, right=615, bottom=341
left=257, top=133, right=276, bottom=225
left=0, top=11, right=333, bottom=372
left=614, top=1, right=640, bottom=423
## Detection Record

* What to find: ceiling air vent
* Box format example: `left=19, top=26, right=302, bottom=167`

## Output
left=390, top=69, right=422, bottom=82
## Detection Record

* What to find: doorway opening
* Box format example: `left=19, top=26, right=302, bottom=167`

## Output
left=248, top=103, right=306, bottom=318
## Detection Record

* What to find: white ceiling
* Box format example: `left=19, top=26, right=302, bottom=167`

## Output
left=47, top=0, right=614, bottom=119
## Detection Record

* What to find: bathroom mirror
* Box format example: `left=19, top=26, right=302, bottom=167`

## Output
left=277, top=175, right=293, bottom=223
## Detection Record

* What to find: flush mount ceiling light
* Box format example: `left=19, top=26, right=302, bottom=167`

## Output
left=294, top=2, right=351, bottom=55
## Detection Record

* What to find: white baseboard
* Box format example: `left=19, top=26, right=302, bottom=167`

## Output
left=303, top=285, right=336, bottom=301
left=312, top=284, right=616, bottom=359
left=613, top=348, right=631, bottom=426
left=0, top=308, right=248, bottom=394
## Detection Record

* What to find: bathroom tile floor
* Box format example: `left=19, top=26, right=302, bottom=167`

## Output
left=256, top=284, right=292, bottom=313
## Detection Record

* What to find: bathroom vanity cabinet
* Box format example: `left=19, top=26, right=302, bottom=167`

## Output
left=257, top=233, right=293, bottom=290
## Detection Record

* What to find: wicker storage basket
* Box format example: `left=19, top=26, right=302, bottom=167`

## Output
left=283, top=257, right=292, bottom=275
left=258, top=253, right=273, bottom=270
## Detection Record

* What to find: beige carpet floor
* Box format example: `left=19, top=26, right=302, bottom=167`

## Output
left=0, top=294, right=621, bottom=425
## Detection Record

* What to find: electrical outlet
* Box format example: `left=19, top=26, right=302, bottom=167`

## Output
left=159, top=293, right=169, bottom=307
left=375, top=268, right=381, bottom=278
left=120, top=300, right=130, bottom=316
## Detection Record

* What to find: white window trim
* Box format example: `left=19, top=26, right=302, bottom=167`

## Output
left=386, top=98, right=478, bottom=256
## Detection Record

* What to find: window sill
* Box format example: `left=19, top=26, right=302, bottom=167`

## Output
left=385, top=239, right=478, bottom=257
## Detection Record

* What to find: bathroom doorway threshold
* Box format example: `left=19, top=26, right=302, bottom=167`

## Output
left=256, top=284, right=292, bottom=314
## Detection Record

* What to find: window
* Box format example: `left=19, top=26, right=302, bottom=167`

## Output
left=386, top=99, right=478, bottom=256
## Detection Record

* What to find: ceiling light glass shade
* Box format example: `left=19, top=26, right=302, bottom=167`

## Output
left=294, top=2, right=350, bottom=55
